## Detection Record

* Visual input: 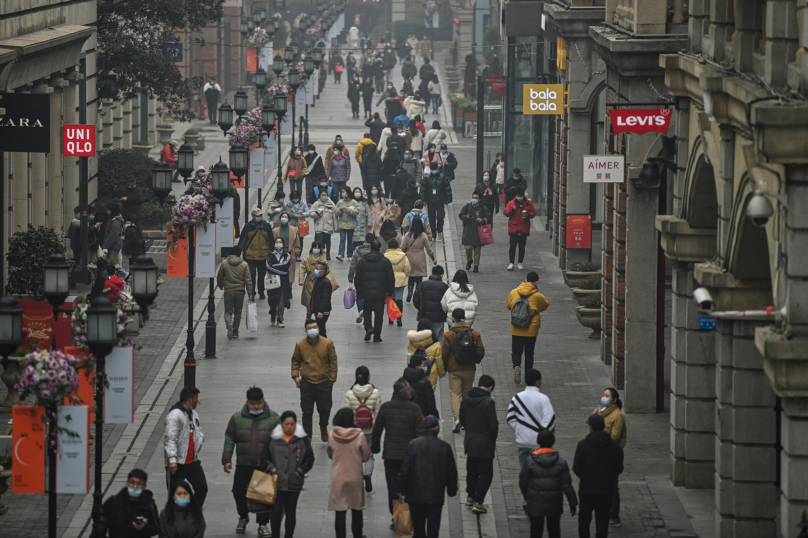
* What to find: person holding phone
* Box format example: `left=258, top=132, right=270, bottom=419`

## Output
left=90, top=468, right=159, bottom=538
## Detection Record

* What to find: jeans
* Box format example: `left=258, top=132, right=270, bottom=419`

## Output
left=430, top=322, right=445, bottom=343
left=315, top=231, right=332, bottom=257
left=384, top=460, right=403, bottom=514
left=530, top=514, right=561, bottom=538
left=165, top=461, right=208, bottom=506
left=233, top=466, right=270, bottom=524
left=449, top=369, right=475, bottom=419
left=427, top=204, right=445, bottom=237
left=339, top=229, right=355, bottom=256
left=579, top=494, right=611, bottom=538
left=224, top=290, right=246, bottom=331
left=315, top=313, right=330, bottom=337
left=334, top=509, right=363, bottom=538
left=409, top=503, right=442, bottom=538
left=431, top=94, right=440, bottom=112
left=393, top=286, right=405, bottom=301
left=246, top=259, right=267, bottom=296
left=268, top=283, right=287, bottom=322
left=509, top=234, right=528, bottom=263
left=512, top=335, right=537, bottom=370
left=299, top=379, right=333, bottom=438
left=466, top=457, right=493, bottom=504
left=357, top=296, right=364, bottom=314
left=465, top=245, right=481, bottom=266
left=363, top=433, right=375, bottom=476
left=518, top=447, right=534, bottom=470
left=271, top=490, right=300, bottom=536
left=363, top=299, right=386, bottom=338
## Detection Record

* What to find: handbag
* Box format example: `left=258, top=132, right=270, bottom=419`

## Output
left=245, top=470, right=277, bottom=505
left=97, top=245, right=105, bottom=259
left=386, top=296, right=402, bottom=321
left=335, top=65, right=344, bottom=72
left=326, top=271, right=340, bottom=293
left=478, top=223, right=494, bottom=246
left=344, top=288, right=356, bottom=309
left=264, top=273, right=282, bottom=290
left=392, top=499, right=414, bottom=538
left=298, top=220, right=309, bottom=237
left=499, top=191, right=506, bottom=204
left=246, top=301, right=258, bottom=332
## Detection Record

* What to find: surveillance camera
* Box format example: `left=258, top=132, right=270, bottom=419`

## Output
left=746, top=193, right=774, bottom=227
left=693, top=287, right=715, bottom=311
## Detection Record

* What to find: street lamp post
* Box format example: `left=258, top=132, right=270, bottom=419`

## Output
left=261, top=104, right=275, bottom=199
left=273, top=93, right=287, bottom=194
left=255, top=67, right=267, bottom=104
left=229, top=143, right=249, bottom=229
left=289, top=68, right=301, bottom=148
left=175, top=150, right=196, bottom=387
left=303, top=55, right=314, bottom=149
left=312, top=43, right=324, bottom=109
left=203, top=161, right=232, bottom=359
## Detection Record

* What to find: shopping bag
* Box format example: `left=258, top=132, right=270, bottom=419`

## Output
left=344, top=288, right=356, bottom=309
left=335, top=65, right=344, bottom=72
left=245, top=470, right=277, bottom=505
left=96, top=245, right=105, bottom=260
left=246, top=499, right=273, bottom=514
left=478, top=223, right=494, bottom=246
left=246, top=301, right=258, bottom=332
left=385, top=204, right=403, bottom=227
left=499, top=191, right=506, bottom=204
left=392, top=499, right=414, bottom=538
left=264, top=273, right=281, bottom=290
left=386, top=296, right=402, bottom=321
left=298, top=220, right=309, bottom=237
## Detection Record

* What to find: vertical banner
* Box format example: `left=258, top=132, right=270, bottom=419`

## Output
left=247, top=48, right=258, bottom=71
left=312, top=70, right=319, bottom=97
left=105, top=346, right=134, bottom=424
left=565, top=214, right=592, bottom=249
left=216, top=197, right=235, bottom=249
left=259, top=44, right=273, bottom=71
left=12, top=406, right=46, bottom=493
left=64, top=347, right=94, bottom=424
left=249, top=147, right=265, bottom=190
left=195, top=223, right=217, bottom=278
left=282, top=101, right=293, bottom=134
left=296, top=87, right=306, bottom=116
left=166, top=232, right=188, bottom=278
left=306, top=79, right=314, bottom=105
left=57, top=405, right=89, bottom=493
left=264, top=133, right=276, bottom=176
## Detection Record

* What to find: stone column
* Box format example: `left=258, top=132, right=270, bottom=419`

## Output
left=112, top=97, right=123, bottom=149
left=779, top=398, right=808, bottom=538
left=148, top=96, right=158, bottom=147
left=31, top=80, right=53, bottom=228
left=13, top=151, right=29, bottom=231
left=122, top=99, right=133, bottom=149
left=101, top=99, right=113, bottom=150
left=49, top=74, right=67, bottom=232
left=63, top=78, right=80, bottom=224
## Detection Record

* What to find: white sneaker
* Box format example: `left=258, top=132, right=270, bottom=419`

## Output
left=452, top=419, right=461, bottom=433
left=356, top=311, right=364, bottom=323
left=507, top=263, right=514, bottom=271
left=518, top=263, right=524, bottom=270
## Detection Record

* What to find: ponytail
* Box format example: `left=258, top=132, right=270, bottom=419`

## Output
left=354, top=365, right=370, bottom=387
left=607, top=387, right=623, bottom=410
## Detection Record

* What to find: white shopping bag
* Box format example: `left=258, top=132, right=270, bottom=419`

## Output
left=246, top=301, right=258, bottom=332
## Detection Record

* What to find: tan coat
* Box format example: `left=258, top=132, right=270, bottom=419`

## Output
left=299, top=253, right=327, bottom=286
left=272, top=225, right=302, bottom=284
left=602, top=405, right=627, bottom=448
left=367, top=195, right=387, bottom=236
left=216, top=255, right=253, bottom=292
left=291, top=336, right=338, bottom=384
left=384, top=248, right=411, bottom=288
left=442, top=322, right=485, bottom=372
left=400, top=232, right=435, bottom=278
left=327, top=427, right=370, bottom=511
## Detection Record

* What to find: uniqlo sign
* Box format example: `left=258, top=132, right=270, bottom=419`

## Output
left=608, top=108, right=672, bottom=135
left=62, top=124, right=96, bottom=156
left=583, top=155, right=624, bottom=183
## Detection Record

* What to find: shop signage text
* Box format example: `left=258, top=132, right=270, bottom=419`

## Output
left=583, top=155, right=625, bottom=183
left=608, top=108, right=672, bottom=135
left=523, top=84, right=564, bottom=115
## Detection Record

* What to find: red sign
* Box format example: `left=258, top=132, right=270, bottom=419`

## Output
left=62, top=124, right=96, bottom=156
left=166, top=232, right=189, bottom=278
left=64, top=347, right=94, bottom=423
left=608, top=108, right=671, bottom=135
left=20, top=298, right=77, bottom=351
left=566, top=214, right=592, bottom=249
left=12, top=406, right=46, bottom=493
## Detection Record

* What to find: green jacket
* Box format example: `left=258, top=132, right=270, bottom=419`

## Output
left=335, top=198, right=361, bottom=230
left=222, top=403, right=281, bottom=467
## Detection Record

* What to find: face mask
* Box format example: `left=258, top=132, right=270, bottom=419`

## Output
left=90, top=215, right=95, bottom=221
left=421, top=366, right=428, bottom=374
left=275, top=244, right=284, bottom=251
left=307, top=328, right=319, bottom=338
left=192, top=186, right=200, bottom=192
left=483, top=176, right=490, bottom=182
left=388, top=85, right=393, bottom=90
left=404, top=155, right=410, bottom=161
left=399, top=132, right=406, bottom=137
left=341, top=193, right=347, bottom=199
left=74, top=213, right=80, bottom=219
left=354, top=192, right=362, bottom=199
left=174, top=498, right=191, bottom=507
left=128, top=184, right=136, bottom=189
left=320, top=183, right=328, bottom=188
left=320, top=196, right=328, bottom=202
left=513, top=176, right=521, bottom=181
left=292, top=199, right=300, bottom=204
left=255, top=216, right=263, bottom=222
left=280, top=218, right=289, bottom=225
left=196, top=172, right=205, bottom=179
left=249, top=408, right=264, bottom=415
left=431, top=170, right=438, bottom=175
left=471, top=199, right=479, bottom=205
left=516, top=196, right=524, bottom=202
left=312, top=249, right=321, bottom=255
left=295, top=150, right=302, bottom=156
left=601, top=397, right=611, bottom=407
left=128, top=487, right=143, bottom=498
left=313, top=269, right=321, bottom=277
left=441, top=150, right=447, bottom=155
left=372, top=189, right=378, bottom=196
left=429, top=149, right=435, bottom=154
left=278, top=198, right=285, bottom=205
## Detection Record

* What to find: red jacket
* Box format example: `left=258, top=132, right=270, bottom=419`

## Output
left=160, top=145, right=177, bottom=166
left=103, top=276, right=125, bottom=304
left=504, top=198, right=536, bottom=236
left=415, top=121, right=425, bottom=136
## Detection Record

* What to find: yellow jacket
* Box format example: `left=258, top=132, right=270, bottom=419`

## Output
left=506, top=282, right=550, bottom=337
left=384, top=248, right=411, bottom=288
left=355, top=138, right=376, bottom=164
left=602, top=405, right=627, bottom=448
left=407, top=329, right=445, bottom=390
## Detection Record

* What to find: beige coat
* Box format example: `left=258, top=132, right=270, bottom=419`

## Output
left=272, top=225, right=302, bottom=284
left=327, top=427, right=371, bottom=511
left=368, top=195, right=387, bottom=236
left=401, top=232, right=435, bottom=278
left=344, top=384, right=382, bottom=435
left=299, top=253, right=327, bottom=285
left=384, top=248, right=411, bottom=288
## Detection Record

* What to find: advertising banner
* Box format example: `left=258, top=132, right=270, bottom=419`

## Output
left=64, top=347, right=94, bottom=424
left=250, top=147, right=265, bottom=189
left=566, top=214, right=592, bottom=250
left=216, top=197, right=235, bottom=249
left=259, top=44, right=273, bottom=71
left=312, top=70, right=319, bottom=97
left=0, top=93, right=51, bottom=152
left=247, top=48, right=258, bottom=72
left=523, top=84, right=564, bottom=115
left=305, top=78, right=314, bottom=105
left=105, top=346, right=134, bottom=424
left=12, top=406, right=45, bottom=493
left=20, top=299, right=77, bottom=351
left=296, top=87, right=306, bottom=116
left=195, top=223, right=216, bottom=278
left=57, top=405, right=89, bottom=493
left=608, top=108, right=672, bottom=135
left=230, top=170, right=243, bottom=189
left=282, top=99, right=293, bottom=132
left=166, top=232, right=188, bottom=278
left=264, top=133, right=276, bottom=175
left=583, top=155, right=625, bottom=183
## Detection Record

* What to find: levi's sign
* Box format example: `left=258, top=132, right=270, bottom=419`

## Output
left=63, top=125, right=97, bottom=156
left=609, top=108, right=671, bottom=135
left=523, top=84, right=564, bottom=115
left=583, top=155, right=624, bottom=183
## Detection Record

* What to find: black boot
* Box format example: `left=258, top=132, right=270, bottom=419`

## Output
left=406, top=284, right=414, bottom=303
left=396, top=300, right=404, bottom=327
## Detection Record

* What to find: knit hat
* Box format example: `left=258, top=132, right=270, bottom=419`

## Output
left=586, top=414, right=605, bottom=431
left=423, top=416, right=439, bottom=429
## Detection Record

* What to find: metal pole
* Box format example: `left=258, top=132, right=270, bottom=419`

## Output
left=476, top=74, right=484, bottom=182
left=245, top=165, right=250, bottom=228
left=277, top=121, right=283, bottom=193
left=48, top=404, right=56, bottom=538
left=291, top=96, right=297, bottom=148
left=91, top=356, right=105, bottom=526
left=184, top=226, right=196, bottom=388
left=77, top=55, right=89, bottom=285
left=205, top=202, right=217, bottom=359
left=303, top=104, right=309, bottom=149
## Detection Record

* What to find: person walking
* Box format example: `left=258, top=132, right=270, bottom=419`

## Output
left=444, top=308, right=485, bottom=431
left=441, top=269, right=479, bottom=328
left=406, top=319, right=445, bottom=391
left=504, top=186, right=536, bottom=270
left=203, top=77, right=222, bottom=125
left=384, top=238, right=411, bottom=327
left=459, top=191, right=492, bottom=273
left=371, top=379, right=425, bottom=523
left=398, top=177, right=421, bottom=219
left=333, top=52, right=345, bottom=83
left=401, top=216, right=435, bottom=303
left=222, top=387, right=281, bottom=535
left=272, top=210, right=301, bottom=294
left=101, top=202, right=126, bottom=276
left=160, top=140, right=181, bottom=183
left=90, top=469, right=160, bottom=538
left=335, top=186, right=361, bottom=261
left=284, top=147, right=307, bottom=195
left=438, top=144, right=458, bottom=181
left=328, top=408, right=372, bottom=538
left=122, top=215, right=146, bottom=275
left=573, top=414, right=624, bottom=538
left=412, top=265, right=449, bottom=341
left=402, top=200, right=431, bottom=237
left=351, top=188, right=371, bottom=252
left=163, top=386, right=208, bottom=506
left=367, top=185, right=387, bottom=237
left=158, top=479, right=206, bottom=538
left=355, top=240, right=395, bottom=342
left=403, top=351, right=439, bottom=418
left=343, top=366, right=382, bottom=492
left=360, top=77, right=375, bottom=118
left=405, top=91, right=427, bottom=118
left=428, top=75, right=441, bottom=114
left=381, top=148, right=401, bottom=201
left=507, top=369, right=556, bottom=468
left=266, top=191, right=287, bottom=228
left=311, top=188, right=338, bottom=260
left=503, top=167, right=528, bottom=205
left=291, top=318, right=338, bottom=442
left=520, top=430, right=578, bottom=538
left=348, top=233, right=375, bottom=323
left=239, top=208, right=274, bottom=300
left=419, top=37, right=432, bottom=63
left=424, top=161, right=452, bottom=242
left=265, top=411, right=315, bottom=538
left=397, top=415, right=458, bottom=538
left=506, top=271, right=549, bottom=382
left=266, top=237, right=292, bottom=328
left=364, top=112, right=386, bottom=144
left=309, top=261, right=333, bottom=337
left=119, top=175, right=144, bottom=233
left=304, top=145, right=327, bottom=204
left=326, top=136, right=352, bottom=200
left=594, top=388, right=627, bottom=527
left=474, top=171, right=499, bottom=222
left=348, top=75, right=361, bottom=118
left=216, top=246, right=253, bottom=339
left=459, top=375, right=498, bottom=514
left=298, top=241, right=326, bottom=316
left=424, top=120, right=447, bottom=149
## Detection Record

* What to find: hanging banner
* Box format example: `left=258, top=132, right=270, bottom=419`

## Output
left=306, top=79, right=314, bottom=105
left=166, top=232, right=189, bottom=278
left=296, top=87, right=306, bottom=116
left=264, top=133, right=276, bottom=177
left=250, top=147, right=265, bottom=190
left=282, top=101, right=293, bottom=134
left=312, top=70, right=319, bottom=97
left=583, top=155, right=624, bottom=183
left=608, top=108, right=672, bottom=135
left=20, top=298, right=77, bottom=351
left=12, top=406, right=46, bottom=493
left=195, top=223, right=216, bottom=278
left=523, top=84, right=564, bottom=115
left=566, top=214, right=592, bottom=249
left=57, top=405, right=89, bottom=493
left=105, top=346, right=134, bottom=424
left=217, top=197, right=235, bottom=249
left=64, top=347, right=94, bottom=424
left=259, top=44, right=273, bottom=71
left=247, top=48, right=258, bottom=72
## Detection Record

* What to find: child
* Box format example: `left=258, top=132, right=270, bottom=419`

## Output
left=102, top=264, right=125, bottom=304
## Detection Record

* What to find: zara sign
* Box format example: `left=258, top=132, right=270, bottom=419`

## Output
left=0, top=93, right=50, bottom=152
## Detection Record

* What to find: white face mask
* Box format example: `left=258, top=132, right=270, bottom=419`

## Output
left=354, top=192, right=362, bottom=199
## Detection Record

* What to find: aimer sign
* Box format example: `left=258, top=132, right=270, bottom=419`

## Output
left=583, top=155, right=624, bottom=183
left=523, top=84, right=564, bottom=115
left=63, top=125, right=96, bottom=157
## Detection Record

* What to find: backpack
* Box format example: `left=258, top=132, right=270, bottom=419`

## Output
left=407, top=212, right=427, bottom=225
left=510, top=292, right=534, bottom=328
left=362, top=144, right=377, bottom=164
left=355, top=395, right=374, bottom=429
left=451, top=328, right=477, bottom=364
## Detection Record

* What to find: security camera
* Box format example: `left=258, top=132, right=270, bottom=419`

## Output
left=746, top=193, right=774, bottom=227
left=693, top=287, right=715, bottom=311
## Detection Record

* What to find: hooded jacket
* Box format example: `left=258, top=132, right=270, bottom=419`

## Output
left=442, top=322, right=485, bottom=372
left=217, top=255, right=252, bottom=293
left=348, top=242, right=371, bottom=283
left=355, top=250, right=395, bottom=302
left=459, top=202, right=492, bottom=247
left=371, top=393, right=424, bottom=460
left=572, top=430, right=624, bottom=496
left=310, top=197, right=338, bottom=234
left=413, top=274, right=449, bottom=324
left=355, top=138, right=376, bottom=164
left=459, top=387, right=498, bottom=458
left=327, top=427, right=371, bottom=511
left=424, top=171, right=453, bottom=206
left=238, top=220, right=274, bottom=261
left=506, top=282, right=549, bottom=337
left=266, top=423, right=314, bottom=491
left=384, top=247, right=411, bottom=288
left=503, top=175, right=528, bottom=200
left=164, top=402, right=204, bottom=466
left=310, top=267, right=333, bottom=315
left=325, top=143, right=351, bottom=171
left=406, top=329, right=445, bottom=390
left=102, top=276, right=125, bottom=304
left=221, top=403, right=281, bottom=468
left=344, top=383, right=382, bottom=434
left=405, top=97, right=426, bottom=119
left=398, top=429, right=458, bottom=505
left=441, top=283, right=479, bottom=326
left=102, top=215, right=125, bottom=250
left=91, top=487, right=160, bottom=538
left=401, top=59, right=417, bottom=80
left=402, top=366, right=439, bottom=418
left=364, top=117, right=386, bottom=144
left=504, top=197, right=536, bottom=236
left=520, top=449, right=578, bottom=517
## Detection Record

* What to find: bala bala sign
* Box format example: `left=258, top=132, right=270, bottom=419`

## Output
left=0, top=93, right=50, bottom=152
left=609, top=108, right=672, bottom=135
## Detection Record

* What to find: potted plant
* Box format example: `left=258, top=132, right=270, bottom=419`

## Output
left=571, top=275, right=601, bottom=306
left=0, top=451, right=11, bottom=515
left=576, top=295, right=602, bottom=339
left=132, top=139, right=152, bottom=157
left=183, top=129, right=201, bottom=155
left=564, top=260, right=601, bottom=288
left=156, top=124, right=174, bottom=145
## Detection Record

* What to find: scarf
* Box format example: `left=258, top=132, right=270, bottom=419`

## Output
left=482, top=181, right=492, bottom=196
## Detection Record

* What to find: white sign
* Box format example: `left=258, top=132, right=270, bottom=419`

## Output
left=105, top=347, right=134, bottom=424
left=250, top=147, right=265, bottom=189
left=583, top=155, right=625, bottom=183
left=312, top=70, right=320, bottom=97
left=57, top=406, right=88, bottom=493
left=305, top=79, right=314, bottom=105
left=296, top=87, right=306, bottom=116
left=195, top=223, right=216, bottom=277
left=281, top=104, right=293, bottom=134
left=264, top=133, right=276, bottom=176
left=259, top=44, right=273, bottom=71
left=216, top=197, right=234, bottom=249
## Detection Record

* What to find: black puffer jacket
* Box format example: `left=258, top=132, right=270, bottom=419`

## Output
left=413, top=274, right=449, bottom=323
left=91, top=487, right=160, bottom=538
left=363, top=153, right=382, bottom=188
left=398, top=429, right=458, bottom=505
left=459, top=387, right=498, bottom=459
left=364, top=117, right=386, bottom=144
left=310, top=271, right=333, bottom=315
left=402, top=367, right=439, bottom=418
left=572, top=430, right=624, bottom=496
left=423, top=172, right=452, bottom=205
left=398, top=186, right=421, bottom=217
left=519, top=449, right=578, bottom=517
left=371, top=394, right=424, bottom=460
left=355, top=251, right=395, bottom=302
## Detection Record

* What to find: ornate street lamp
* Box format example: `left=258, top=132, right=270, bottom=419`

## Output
left=289, top=67, right=301, bottom=91
left=218, top=100, right=234, bottom=135
left=233, top=90, right=249, bottom=117
left=43, top=253, right=70, bottom=313
left=284, top=45, right=294, bottom=65
left=262, top=103, right=276, bottom=133
left=303, top=55, right=315, bottom=77
left=252, top=10, right=262, bottom=25
left=150, top=161, right=173, bottom=203
left=240, top=19, right=249, bottom=36
left=229, top=143, right=249, bottom=179
left=255, top=67, right=267, bottom=102
left=290, top=40, right=300, bottom=59
left=177, top=141, right=195, bottom=180
left=259, top=7, right=267, bottom=22
left=130, top=256, right=158, bottom=317
left=247, top=19, right=255, bottom=32
left=0, top=296, right=23, bottom=370
left=210, top=159, right=232, bottom=202
left=312, top=44, right=324, bottom=67
left=273, top=54, right=285, bottom=76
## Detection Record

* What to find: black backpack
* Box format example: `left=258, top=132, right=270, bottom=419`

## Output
left=362, top=144, right=377, bottom=164
left=451, top=327, right=477, bottom=364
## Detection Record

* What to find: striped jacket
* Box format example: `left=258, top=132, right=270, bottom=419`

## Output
left=507, top=386, right=556, bottom=449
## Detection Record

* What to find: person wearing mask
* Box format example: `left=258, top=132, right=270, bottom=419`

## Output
left=419, top=52, right=435, bottom=79
left=163, top=386, right=208, bottom=506
left=160, top=140, right=181, bottom=183
left=238, top=208, right=274, bottom=300
left=266, top=237, right=292, bottom=328
left=87, top=205, right=99, bottom=269
left=118, top=175, right=144, bottom=232
left=326, top=135, right=351, bottom=199
left=474, top=171, right=500, bottom=221
left=460, top=375, right=498, bottom=515
left=347, top=74, right=362, bottom=118
left=520, top=430, right=578, bottom=538
left=272, top=209, right=301, bottom=288
left=335, top=186, right=361, bottom=262
left=380, top=148, right=401, bottom=203
left=401, top=55, right=417, bottom=83
left=373, top=54, right=386, bottom=95
left=489, top=153, right=503, bottom=183
left=216, top=245, right=253, bottom=339
left=403, top=351, right=439, bottom=418
left=361, top=145, right=382, bottom=193
left=406, top=319, right=444, bottom=391
left=428, top=75, right=441, bottom=114
left=405, top=91, right=426, bottom=118
left=424, top=120, right=447, bottom=149
left=304, top=146, right=327, bottom=204
left=366, top=184, right=387, bottom=236
left=441, top=269, right=479, bottom=328
left=309, top=261, right=333, bottom=337
left=398, top=177, right=421, bottom=218
left=413, top=265, right=449, bottom=341
left=383, top=238, right=410, bottom=326
left=158, top=479, right=205, bottom=538
left=348, top=232, right=375, bottom=323
left=438, top=144, right=458, bottom=181
left=507, top=369, right=555, bottom=468
left=266, top=191, right=287, bottom=228
left=355, top=240, right=395, bottom=342
left=310, top=188, right=338, bottom=260
left=203, top=76, right=222, bottom=125
left=383, top=45, right=397, bottom=83
left=424, top=161, right=453, bottom=243
left=444, top=308, right=486, bottom=431
left=573, top=414, right=624, bottom=538
left=222, top=386, right=281, bottom=535
left=384, top=93, right=405, bottom=125
left=266, top=411, right=315, bottom=538
left=343, top=366, right=382, bottom=492
left=298, top=239, right=326, bottom=290
left=364, top=112, right=386, bottom=144
left=496, top=159, right=506, bottom=195
left=291, top=318, right=339, bottom=442
left=284, top=192, right=309, bottom=254
left=393, top=123, right=412, bottom=159
left=459, top=191, right=492, bottom=273
left=360, top=77, right=375, bottom=118
left=377, top=121, right=395, bottom=161
left=102, top=263, right=125, bottom=304
left=506, top=271, right=549, bottom=383
left=351, top=189, right=371, bottom=253
left=504, top=186, right=536, bottom=270
left=333, top=52, right=345, bottom=83
left=593, top=388, right=627, bottom=527
left=413, top=114, right=427, bottom=137
left=355, top=132, right=377, bottom=182
left=328, top=408, right=372, bottom=538
left=284, top=146, right=307, bottom=195
left=401, top=200, right=431, bottom=237
left=101, top=202, right=126, bottom=277
left=504, top=167, right=528, bottom=204
left=421, top=142, right=442, bottom=175
left=390, top=165, right=412, bottom=205
left=400, top=216, right=435, bottom=302
left=90, top=468, right=159, bottom=538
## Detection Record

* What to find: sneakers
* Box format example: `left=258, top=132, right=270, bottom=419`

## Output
left=438, top=232, right=444, bottom=242
left=270, top=315, right=276, bottom=325
left=233, top=330, right=239, bottom=339
left=507, top=263, right=514, bottom=271
left=514, top=365, right=521, bottom=384
left=609, top=518, right=622, bottom=527
left=321, top=426, right=329, bottom=442
left=518, top=263, right=524, bottom=270
left=356, top=311, right=364, bottom=323
left=236, top=517, right=248, bottom=533
left=465, top=496, right=475, bottom=507
left=473, top=266, right=479, bottom=273
left=336, top=255, right=344, bottom=261
left=364, top=475, right=373, bottom=492
left=452, top=419, right=461, bottom=433
left=227, top=325, right=234, bottom=340
left=257, top=524, right=269, bottom=536
left=364, top=329, right=372, bottom=342
left=472, top=503, right=488, bottom=514
left=466, top=260, right=473, bottom=270
left=277, top=321, right=285, bottom=328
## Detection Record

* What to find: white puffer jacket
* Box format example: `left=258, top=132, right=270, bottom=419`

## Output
left=343, top=383, right=382, bottom=434
left=441, top=282, right=479, bottom=327
left=163, top=404, right=204, bottom=466
left=310, top=198, right=338, bottom=234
